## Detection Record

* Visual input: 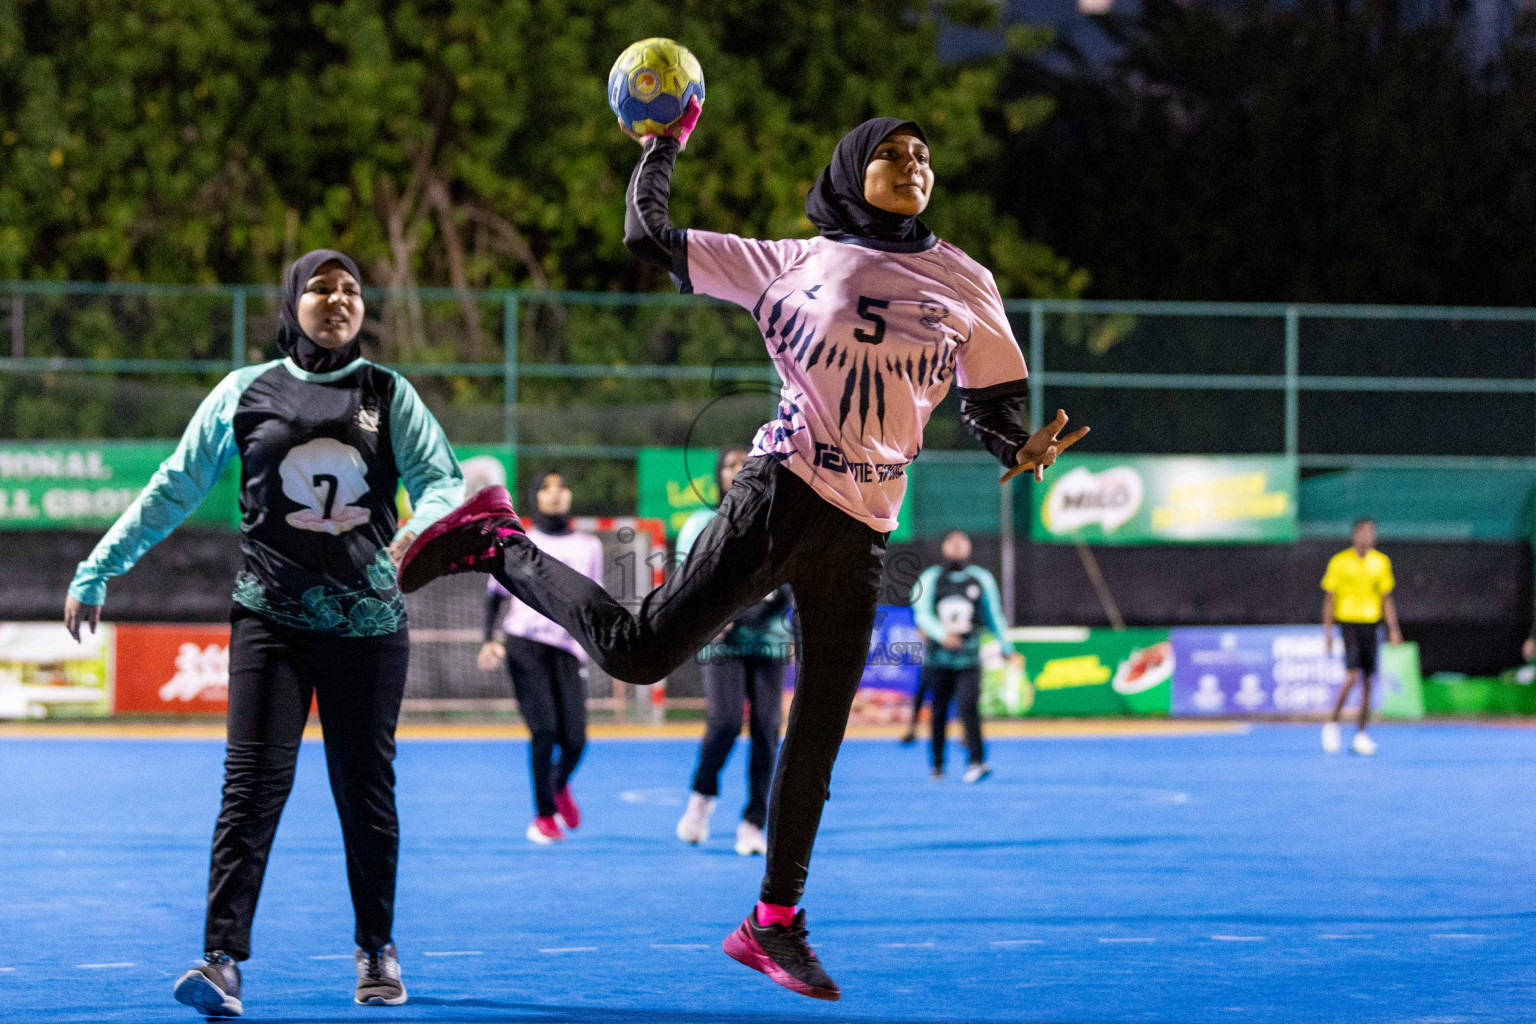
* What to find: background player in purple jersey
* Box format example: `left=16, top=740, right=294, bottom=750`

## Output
left=479, top=470, right=603, bottom=844
left=397, top=111, right=1088, bottom=1002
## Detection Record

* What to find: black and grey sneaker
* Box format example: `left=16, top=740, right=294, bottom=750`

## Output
left=173, top=951, right=243, bottom=1017
left=354, top=943, right=407, bottom=1006
left=723, top=909, right=841, bottom=1001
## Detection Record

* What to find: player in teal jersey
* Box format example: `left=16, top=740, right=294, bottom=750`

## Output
left=674, top=447, right=793, bottom=855
left=910, top=531, right=1017, bottom=782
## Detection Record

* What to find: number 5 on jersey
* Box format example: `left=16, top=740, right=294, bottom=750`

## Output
left=853, top=296, right=888, bottom=344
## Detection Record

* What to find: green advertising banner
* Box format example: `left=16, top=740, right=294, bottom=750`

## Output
left=3, top=441, right=515, bottom=533
left=637, top=447, right=720, bottom=537
left=638, top=446, right=915, bottom=540
left=0, top=442, right=238, bottom=530
left=981, top=626, right=1174, bottom=717
left=1032, top=454, right=1297, bottom=545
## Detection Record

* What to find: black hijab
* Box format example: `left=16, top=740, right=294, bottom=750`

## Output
left=278, top=249, right=365, bottom=374
left=528, top=470, right=572, bottom=535
left=805, top=117, right=937, bottom=252
left=715, top=447, right=747, bottom=498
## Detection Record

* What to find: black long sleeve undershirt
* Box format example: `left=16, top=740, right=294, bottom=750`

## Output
left=623, top=136, right=691, bottom=288
left=484, top=591, right=507, bottom=643
left=958, top=379, right=1032, bottom=469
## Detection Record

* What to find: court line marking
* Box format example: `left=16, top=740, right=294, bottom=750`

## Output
left=990, top=939, right=1045, bottom=947
left=1210, top=935, right=1267, bottom=942
left=76, top=962, right=135, bottom=969
left=650, top=943, right=710, bottom=950
left=1099, top=937, right=1156, bottom=944
left=307, top=954, right=353, bottom=960
left=0, top=967, right=15, bottom=972
left=878, top=942, right=936, bottom=949
left=423, top=951, right=483, bottom=957
left=539, top=947, right=598, bottom=954
left=1430, top=933, right=1485, bottom=939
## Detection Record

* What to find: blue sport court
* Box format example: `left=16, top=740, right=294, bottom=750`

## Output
left=2, top=722, right=1530, bottom=1023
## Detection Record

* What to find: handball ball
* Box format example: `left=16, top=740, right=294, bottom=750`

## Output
left=608, top=38, right=705, bottom=137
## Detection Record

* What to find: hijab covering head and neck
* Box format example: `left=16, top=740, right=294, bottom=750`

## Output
left=805, top=117, right=937, bottom=253
left=278, top=249, right=365, bottom=374
left=528, top=469, right=572, bottom=535
left=715, top=447, right=747, bottom=497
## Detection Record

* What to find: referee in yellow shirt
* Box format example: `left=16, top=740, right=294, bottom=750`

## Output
left=1320, top=518, right=1402, bottom=755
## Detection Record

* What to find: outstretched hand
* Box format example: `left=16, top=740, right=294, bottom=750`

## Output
left=1000, top=409, right=1090, bottom=484
left=64, top=595, right=101, bottom=643
left=618, top=95, right=704, bottom=151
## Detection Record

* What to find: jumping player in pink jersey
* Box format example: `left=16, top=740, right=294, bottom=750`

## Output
left=397, top=110, right=1087, bottom=1001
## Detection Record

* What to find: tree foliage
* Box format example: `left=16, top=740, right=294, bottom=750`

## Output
left=1007, top=0, right=1536, bottom=305
left=1, top=0, right=1082, bottom=358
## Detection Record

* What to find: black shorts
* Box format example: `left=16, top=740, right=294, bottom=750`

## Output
left=1340, top=621, right=1380, bottom=675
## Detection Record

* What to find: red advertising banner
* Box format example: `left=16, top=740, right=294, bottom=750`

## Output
left=112, top=623, right=230, bottom=714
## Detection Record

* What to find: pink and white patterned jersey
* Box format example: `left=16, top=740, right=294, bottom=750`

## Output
left=684, top=231, right=1028, bottom=533
left=488, top=527, right=605, bottom=659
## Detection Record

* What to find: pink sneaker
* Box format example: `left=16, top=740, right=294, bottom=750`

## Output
left=722, top=909, right=840, bottom=1001
left=553, top=786, right=581, bottom=830
left=397, top=485, right=524, bottom=593
left=526, top=816, right=564, bottom=844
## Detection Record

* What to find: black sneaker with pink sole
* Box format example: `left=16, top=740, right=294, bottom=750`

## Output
left=396, top=485, right=525, bottom=594
left=723, top=909, right=841, bottom=1001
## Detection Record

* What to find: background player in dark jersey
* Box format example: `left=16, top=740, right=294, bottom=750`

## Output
left=479, top=470, right=603, bottom=844
left=910, top=530, right=1017, bottom=782
left=674, top=447, right=793, bottom=856
left=64, top=250, right=463, bottom=1016
left=399, top=113, right=1088, bottom=1001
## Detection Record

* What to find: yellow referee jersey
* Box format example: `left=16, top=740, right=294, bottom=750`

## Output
left=1321, top=548, right=1395, bottom=624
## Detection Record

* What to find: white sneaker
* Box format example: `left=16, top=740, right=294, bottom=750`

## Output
left=962, top=763, right=993, bottom=784
left=735, top=820, right=767, bottom=857
left=1351, top=731, right=1377, bottom=756
left=676, top=793, right=716, bottom=845
left=1321, top=722, right=1342, bottom=754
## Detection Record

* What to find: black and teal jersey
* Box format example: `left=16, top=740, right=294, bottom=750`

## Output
left=910, top=563, right=1015, bottom=670
left=69, top=357, right=464, bottom=637
left=676, top=507, right=792, bottom=661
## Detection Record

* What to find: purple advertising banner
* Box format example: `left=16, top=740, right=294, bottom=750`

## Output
left=1170, top=625, right=1412, bottom=717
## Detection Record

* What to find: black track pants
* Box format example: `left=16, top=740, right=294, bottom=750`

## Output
left=504, top=636, right=587, bottom=819
left=206, top=608, right=408, bottom=960
left=925, top=664, right=985, bottom=769
left=489, top=457, right=886, bottom=906
left=693, top=656, right=786, bottom=828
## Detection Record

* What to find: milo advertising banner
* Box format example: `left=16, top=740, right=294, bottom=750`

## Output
left=1032, top=454, right=1297, bottom=544
left=0, top=442, right=238, bottom=529
left=981, top=627, right=1174, bottom=717
left=1169, top=626, right=1423, bottom=719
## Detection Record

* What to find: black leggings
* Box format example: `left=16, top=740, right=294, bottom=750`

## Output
left=490, top=457, right=886, bottom=905
left=924, top=664, right=984, bottom=769
left=206, top=608, right=408, bottom=960
left=505, top=636, right=587, bottom=818
left=694, top=656, right=786, bottom=828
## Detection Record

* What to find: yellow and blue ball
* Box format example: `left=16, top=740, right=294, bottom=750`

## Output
left=607, top=38, right=705, bottom=137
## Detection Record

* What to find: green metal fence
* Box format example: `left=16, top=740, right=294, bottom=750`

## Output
left=6, top=282, right=1536, bottom=473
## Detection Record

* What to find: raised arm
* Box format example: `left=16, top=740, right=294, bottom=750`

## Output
left=65, top=373, right=243, bottom=636
left=624, top=136, right=688, bottom=278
